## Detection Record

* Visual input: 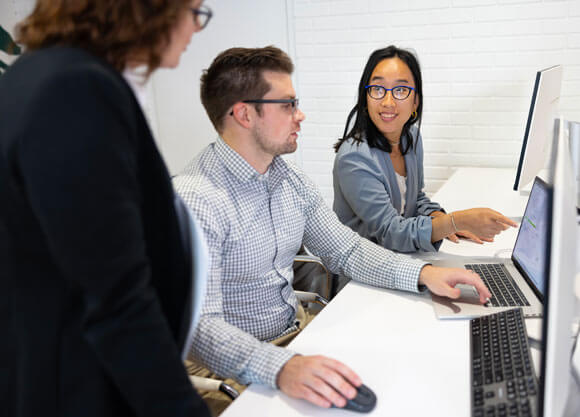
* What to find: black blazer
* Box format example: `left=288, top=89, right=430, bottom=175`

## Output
left=0, top=47, right=209, bottom=417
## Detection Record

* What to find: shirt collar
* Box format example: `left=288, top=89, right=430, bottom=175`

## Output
left=215, top=137, right=290, bottom=187
left=122, top=66, right=148, bottom=111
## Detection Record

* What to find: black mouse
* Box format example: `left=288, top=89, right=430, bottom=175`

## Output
left=335, top=383, right=377, bottom=413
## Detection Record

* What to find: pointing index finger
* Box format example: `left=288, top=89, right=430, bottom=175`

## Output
left=495, top=214, right=518, bottom=228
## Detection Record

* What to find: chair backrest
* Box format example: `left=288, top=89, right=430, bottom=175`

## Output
left=292, top=254, right=332, bottom=300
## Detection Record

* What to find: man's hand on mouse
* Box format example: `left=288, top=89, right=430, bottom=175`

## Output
left=276, top=355, right=361, bottom=408
left=419, top=265, right=492, bottom=304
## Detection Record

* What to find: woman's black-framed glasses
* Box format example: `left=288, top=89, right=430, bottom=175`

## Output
left=365, top=85, right=415, bottom=100
left=191, top=5, right=212, bottom=29
left=241, top=98, right=300, bottom=115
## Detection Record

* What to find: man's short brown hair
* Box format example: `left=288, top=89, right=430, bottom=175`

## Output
left=16, top=0, right=192, bottom=74
left=200, top=46, right=294, bottom=133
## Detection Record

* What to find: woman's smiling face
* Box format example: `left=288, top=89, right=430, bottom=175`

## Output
left=366, top=57, right=419, bottom=144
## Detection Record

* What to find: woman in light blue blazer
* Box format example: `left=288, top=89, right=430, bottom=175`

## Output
left=333, top=46, right=516, bottom=253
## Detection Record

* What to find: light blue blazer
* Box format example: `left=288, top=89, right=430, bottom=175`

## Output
left=333, top=130, right=444, bottom=253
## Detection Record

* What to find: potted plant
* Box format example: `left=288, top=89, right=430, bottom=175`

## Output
left=0, top=24, right=22, bottom=76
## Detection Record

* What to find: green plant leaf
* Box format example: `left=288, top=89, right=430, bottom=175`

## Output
left=0, top=25, right=21, bottom=55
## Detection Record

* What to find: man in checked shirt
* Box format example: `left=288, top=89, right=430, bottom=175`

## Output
left=174, top=46, right=491, bottom=415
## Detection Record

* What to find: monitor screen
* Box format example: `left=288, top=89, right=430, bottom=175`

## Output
left=514, top=65, right=563, bottom=191
left=538, top=118, right=578, bottom=417
left=512, top=177, right=550, bottom=297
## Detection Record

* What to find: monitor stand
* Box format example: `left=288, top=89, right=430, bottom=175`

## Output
left=518, top=168, right=550, bottom=197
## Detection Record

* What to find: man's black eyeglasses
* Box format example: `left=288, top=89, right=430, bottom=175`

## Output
left=229, top=98, right=300, bottom=116
left=191, top=5, right=212, bottom=29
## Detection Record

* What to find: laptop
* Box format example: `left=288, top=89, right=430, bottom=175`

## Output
left=431, top=176, right=549, bottom=319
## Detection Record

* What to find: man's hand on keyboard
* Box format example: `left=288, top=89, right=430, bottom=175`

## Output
left=419, top=265, right=492, bottom=304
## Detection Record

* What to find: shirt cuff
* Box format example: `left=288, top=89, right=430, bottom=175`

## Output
left=242, top=342, right=297, bottom=389
left=428, top=208, right=446, bottom=215
left=417, top=215, right=441, bottom=252
left=392, top=256, right=429, bottom=293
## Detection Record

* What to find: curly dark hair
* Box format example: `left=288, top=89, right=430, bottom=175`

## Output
left=334, top=45, right=423, bottom=155
left=16, top=0, right=192, bottom=74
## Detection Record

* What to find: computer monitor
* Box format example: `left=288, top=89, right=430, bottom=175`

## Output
left=513, top=65, right=563, bottom=191
left=567, top=120, right=580, bottom=209
left=538, top=118, right=578, bottom=417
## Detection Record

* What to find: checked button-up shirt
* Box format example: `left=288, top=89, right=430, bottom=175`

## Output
left=174, top=137, right=428, bottom=389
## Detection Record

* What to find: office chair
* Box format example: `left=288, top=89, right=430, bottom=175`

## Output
left=292, top=246, right=345, bottom=301
left=188, top=254, right=333, bottom=398
left=188, top=375, right=240, bottom=400
left=292, top=253, right=332, bottom=306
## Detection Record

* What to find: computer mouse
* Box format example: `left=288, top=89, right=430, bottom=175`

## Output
left=335, top=383, right=377, bottom=413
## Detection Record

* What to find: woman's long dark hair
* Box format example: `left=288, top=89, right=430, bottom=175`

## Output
left=334, top=45, right=423, bottom=155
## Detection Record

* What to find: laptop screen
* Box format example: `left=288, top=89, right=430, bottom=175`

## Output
left=512, top=177, right=550, bottom=297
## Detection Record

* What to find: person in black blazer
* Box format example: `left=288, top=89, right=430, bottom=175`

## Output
left=0, top=1, right=212, bottom=416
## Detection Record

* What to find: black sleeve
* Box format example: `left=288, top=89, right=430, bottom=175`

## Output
left=17, top=66, right=208, bottom=417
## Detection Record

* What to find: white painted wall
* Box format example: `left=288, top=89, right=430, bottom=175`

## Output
left=3, top=0, right=580, bottom=206
left=151, top=0, right=292, bottom=175
left=291, top=0, right=580, bottom=206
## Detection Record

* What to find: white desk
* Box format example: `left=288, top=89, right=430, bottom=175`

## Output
left=222, top=168, right=579, bottom=416
left=223, top=282, right=468, bottom=416
left=432, top=167, right=528, bottom=218
left=431, top=167, right=527, bottom=259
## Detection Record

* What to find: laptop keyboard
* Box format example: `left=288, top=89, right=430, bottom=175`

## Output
left=471, top=308, right=538, bottom=417
left=466, top=264, right=530, bottom=307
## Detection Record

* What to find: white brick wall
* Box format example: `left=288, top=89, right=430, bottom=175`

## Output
left=289, top=0, right=580, bottom=207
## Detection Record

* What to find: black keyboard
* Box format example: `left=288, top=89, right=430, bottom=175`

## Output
left=466, top=264, right=530, bottom=307
left=471, top=308, right=538, bottom=417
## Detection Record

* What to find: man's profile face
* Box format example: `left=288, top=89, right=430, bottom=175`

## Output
left=251, top=71, right=306, bottom=158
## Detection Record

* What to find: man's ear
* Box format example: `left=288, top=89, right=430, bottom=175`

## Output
left=230, top=102, right=253, bottom=129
